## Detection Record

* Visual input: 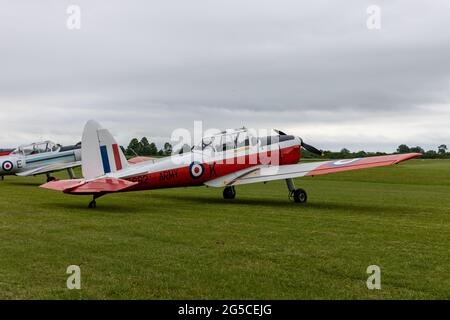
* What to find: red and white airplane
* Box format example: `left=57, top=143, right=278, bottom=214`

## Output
left=41, top=120, right=421, bottom=208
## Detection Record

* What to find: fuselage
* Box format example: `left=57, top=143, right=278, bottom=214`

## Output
left=111, top=135, right=301, bottom=192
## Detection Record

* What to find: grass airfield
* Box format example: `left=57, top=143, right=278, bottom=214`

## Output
left=0, top=159, right=449, bottom=299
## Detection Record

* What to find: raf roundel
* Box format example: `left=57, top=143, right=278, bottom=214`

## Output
left=331, top=159, right=361, bottom=167
left=2, top=161, right=13, bottom=172
left=189, top=162, right=205, bottom=179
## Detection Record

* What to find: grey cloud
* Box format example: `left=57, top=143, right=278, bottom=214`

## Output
left=0, top=0, right=449, bottom=152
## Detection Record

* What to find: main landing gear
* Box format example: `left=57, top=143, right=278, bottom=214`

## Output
left=223, top=186, right=236, bottom=200
left=46, top=174, right=56, bottom=183
left=286, top=178, right=308, bottom=204
left=222, top=180, right=307, bottom=204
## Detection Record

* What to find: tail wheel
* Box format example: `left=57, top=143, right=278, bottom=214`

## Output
left=223, top=186, right=236, bottom=200
left=291, top=188, right=307, bottom=204
left=88, top=200, right=97, bottom=209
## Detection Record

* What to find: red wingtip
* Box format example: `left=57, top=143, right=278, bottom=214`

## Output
left=394, top=152, right=422, bottom=163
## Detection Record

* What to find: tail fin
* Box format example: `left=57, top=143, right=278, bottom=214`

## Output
left=81, top=120, right=128, bottom=179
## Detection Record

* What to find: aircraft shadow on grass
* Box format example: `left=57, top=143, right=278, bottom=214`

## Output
left=3, top=181, right=42, bottom=187
left=151, top=193, right=296, bottom=208
left=147, top=193, right=398, bottom=215
left=46, top=201, right=143, bottom=213
left=43, top=192, right=408, bottom=217
left=9, top=179, right=406, bottom=215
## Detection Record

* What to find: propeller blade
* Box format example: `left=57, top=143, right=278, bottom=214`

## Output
left=301, top=142, right=323, bottom=156
left=274, top=129, right=287, bottom=136
left=274, top=129, right=323, bottom=156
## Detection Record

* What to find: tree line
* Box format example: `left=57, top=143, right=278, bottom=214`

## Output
left=302, top=144, right=449, bottom=159
left=124, top=137, right=173, bottom=157
left=395, top=144, right=448, bottom=159
left=124, top=137, right=449, bottom=160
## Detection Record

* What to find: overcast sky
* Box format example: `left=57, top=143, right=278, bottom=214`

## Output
left=0, top=0, right=449, bottom=152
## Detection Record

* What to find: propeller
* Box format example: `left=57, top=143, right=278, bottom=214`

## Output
left=300, top=140, right=323, bottom=156
left=273, top=129, right=288, bottom=136
left=274, top=129, right=323, bottom=156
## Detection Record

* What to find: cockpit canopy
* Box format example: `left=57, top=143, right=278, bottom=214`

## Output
left=193, top=128, right=297, bottom=153
left=11, top=141, right=59, bottom=156
left=194, top=128, right=259, bottom=152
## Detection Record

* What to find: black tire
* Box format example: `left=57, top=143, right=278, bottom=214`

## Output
left=293, top=188, right=307, bottom=204
left=223, top=186, right=236, bottom=200
left=47, top=176, right=56, bottom=183
left=88, top=200, right=97, bottom=209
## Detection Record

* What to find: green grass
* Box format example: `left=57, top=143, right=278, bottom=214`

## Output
left=0, top=159, right=449, bottom=299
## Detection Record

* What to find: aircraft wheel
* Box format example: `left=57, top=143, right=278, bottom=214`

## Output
left=293, top=188, right=307, bottom=204
left=223, top=186, right=236, bottom=200
left=47, top=176, right=56, bottom=183
left=88, top=200, right=97, bottom=209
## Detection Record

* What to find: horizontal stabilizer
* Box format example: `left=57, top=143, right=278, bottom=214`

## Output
left=40, top=179, right=85, bottom=191
left=40, top=178, right=138, bottom=194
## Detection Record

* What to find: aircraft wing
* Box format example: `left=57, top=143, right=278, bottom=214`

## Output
left=204, top=153, right=421, bottom=187
left=16, top=161, right=81, bottom=177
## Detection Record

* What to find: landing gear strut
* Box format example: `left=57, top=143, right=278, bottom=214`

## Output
left=67, top=168, right=76, bottom=179
left=88, top=194, right=103, bottom=209
left=46, top=174, right=56, bottom=183
left=1, top=176, right=4, bottom=181
left=223, top=186, right=236, bottom=200
left=286, top=178, right=308, bottom=204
